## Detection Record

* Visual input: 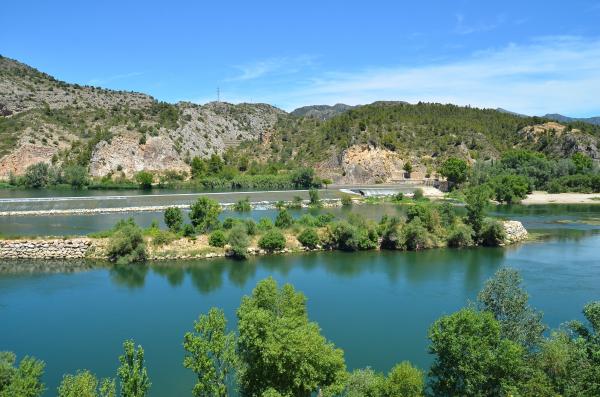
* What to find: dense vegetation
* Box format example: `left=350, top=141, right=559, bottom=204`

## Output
left=4, top=271, right=599, bottom=396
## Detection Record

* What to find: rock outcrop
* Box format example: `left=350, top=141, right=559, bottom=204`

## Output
left=502, top=221, right=528, bottom=244
left=0, top=239, right=92, bottom=259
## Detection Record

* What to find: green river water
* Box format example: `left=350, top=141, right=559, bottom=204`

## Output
left=1, top=202, right=600, bottom=396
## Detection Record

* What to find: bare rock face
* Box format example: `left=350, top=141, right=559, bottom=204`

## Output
left=0, top=144, right=56, bottom=177
left=518, top=122, right=600, bottom=160
left=503, top=220, right=528, bottom=244
left=89, top=134, right=190, bottom=178
left=318, top=144, right=425, bottom=184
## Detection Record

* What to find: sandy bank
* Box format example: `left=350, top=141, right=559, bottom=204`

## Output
left=522, top=191, right=600, bottom=205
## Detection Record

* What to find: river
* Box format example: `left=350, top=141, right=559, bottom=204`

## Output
left=1, top=203, right=600, bottom=396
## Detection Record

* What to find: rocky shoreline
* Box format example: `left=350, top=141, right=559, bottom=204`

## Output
left=0, top=220, right=529, bottom=261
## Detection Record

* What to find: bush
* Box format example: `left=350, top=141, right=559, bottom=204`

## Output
left=182, top=224, right=196, bottom=238
left=107, top=222, right=147, bottom=265
left=309, top=188, right=320, bottom=206
left=316, top=213, right=335, bottom=226
left=135, top=171, right=153, bottom=189
left=234, top=197, right=252, bottom=212
left=297, top=228, right=320, bottom=249
left=412, top=188, right=424, bottom=200
left=62, top=165, right=88, bottom=188
left=439, top=157, right=469, bottom=189
left=480, top=220, right=506, bottom=246
left=400, top=219, right=433, bottom=251
left=152, top=230, right=176, bottom=246
left=257, top=217, right=274, bottom=231
left=385, top=361, right=424, bottom=397
left=329, top=221, right=378, bottom=251
left=287, top=196, right=303, bottom=209
left=447, top=223, right=474, bottom=248
left=244, top=219, right=257, bottom=236
left=380, top=217, right=403, bottom=249
left=392, top=192, right=404, bottom=202
left=208, top=230, right=227, bottom=247
left=24, top=162, right=49, bottom=188
left=490, top=174, right=529, bottom=204
left=190, top=197, right=221, bottom=232
left=258, top=229, right=287, bottom=251
left=222, top=217, right=237, bottom=229
left=164, top=207, right=183, bottom=232
left=274, top=209, right=294, bottom=228
left=341, top=194, right=353, bottom=206
left=228, top=225, right=249, bottom=259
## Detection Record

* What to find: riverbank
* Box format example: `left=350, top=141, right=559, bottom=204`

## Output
left=522, top=191, right=600, bottom=204
left=0, top=220, right=528, bottom=260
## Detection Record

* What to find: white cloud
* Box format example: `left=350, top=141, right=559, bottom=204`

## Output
left=253, top=36, right=600, bottom=116
left=454, top=13, right=505, bottom=35
left=225, top=55, right=315, bottom=82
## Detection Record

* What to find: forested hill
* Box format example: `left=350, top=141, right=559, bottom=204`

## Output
left=1, top=55, right=600, bottom=185
left=234, top=101, right=600, bottom=183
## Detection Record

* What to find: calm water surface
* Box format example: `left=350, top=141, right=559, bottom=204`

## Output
left=1, top=205, right=600, bottom=396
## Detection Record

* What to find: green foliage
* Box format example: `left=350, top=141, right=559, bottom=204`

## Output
left=480, top=220, right=506, bottom=247
left=428, top=308, right=525, bottom=396
left=477, top=268, right=546, bottom=350
left=446, top=223, right=474, bottom=248
left=62, top=165, right=89, bottom=188
left=490, top=174, right=530, bottom=204
left=385, top=362, right=424, bottom=397
left=297, top=228, right=320, bottom=249
left=328, top=219, right=378, bottom=251
left=227, top=225, right=249, bottom=259
left=258, top=229, right=286, bottom=251
left=107, top=221, right=147, bottom=265
left=134, top=171, right=153, bottom=189
left=208, top=230, right=227, bottom=248
left=341, top=194, right=353, bottom=206
left=190, top=198, right=221, bottom=232
left=308, top=188, right=320, bottom=206
left=117, top=340, right=150, bottom=397
left=257, top=217, right=274, bottom=231
left=182, top=224, right=196, bottom=238
left=163, top=207, right=183, bottom=233
left=291, top=167, right=317, bottom=188
left=23, top=162, right=49, bottom=188
left=0, top=352, right=45, bottom=397
left=345, top=368, right=385, bottom=397
left=183, top=308, right=236, bottom=397
left=233, top=197, right=252, bottom=212
left=412, top=188, right=424, bottom=201
left=399, top=219, right=433, bottom=251
left=571, top=152, right=593, bottom=173
left=58, top=370, right=115, bottom=397
left=464, top=185, right=491, bottom=237
left=439, top=157, right=468, bottom=188
left=150, top=230, right=175, bottom=247
left=403, top=162, right=413, bottom=173
left=236, top=278, right=347, bottom=397
left=274, top=209, right=294, bottom=228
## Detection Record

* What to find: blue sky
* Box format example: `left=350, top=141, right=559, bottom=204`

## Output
left=2, top=0, right=600, bottom=116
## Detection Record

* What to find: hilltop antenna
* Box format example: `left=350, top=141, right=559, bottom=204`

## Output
left=217, top=87, right=220, bottom=103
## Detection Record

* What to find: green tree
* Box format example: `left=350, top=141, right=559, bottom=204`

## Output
left=479, top=219, right=506, bottom=247
left=274, top=209, right=294, bottom=228
left=439, top=157, right=468, bottom=188
left=0, top=352, right=45, bottom=397
left=62, top=165, right=89, bottom=188
left=258, top=229, right=286, bottom=251
left=297, top=228, right=320, bottom=249
left=164, top=207, right=183, bottom=232
left=566, top=301, right=600, bottom=396
left=490, top=174, right=529, bottom=204
left=341, top=194, right=353, bottom=206
left=236, top=278, right=347, bottom=397
left=117, top=340, right=150, bottom=397
left=208, top=230, right=227, bottom=248
left=477, top=268, right=546, bottom=350
left=385, top=362, right=424, bottom=397
left=183, top=308, right=236, bottom=397
left=135, top=171, right=153, bottom=189
left=58, top=370, right=115, bottom=397
left=208, top=154, right=224, bottom=175
left=403, top=162, right=413, bottom=174
left=291, top=167, right=315, bottom=188
left=308, top=188, right=320, bottom=206
left=190, top=197, right=221, bottom=232
left=191, top=157, right=207, bottom=179
left=228, top=224, right=249, bottom=259
left=233, top=197, right=252, bottom=212
left=464, top=185, right=491, bottom=238
left=107, top=222, right=147, bottom=265
left=572, top=152, right=593, bottom=173
left=428, top=308, right=525, bottom=396
left=23, top=162, right=49, bottom=188
left=345, top=368, right=385, bottom=397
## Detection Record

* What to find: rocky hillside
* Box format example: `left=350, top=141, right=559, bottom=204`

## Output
left=2, top=56, right=599, bottom=184
left=0, top=56, right=283, bottom=178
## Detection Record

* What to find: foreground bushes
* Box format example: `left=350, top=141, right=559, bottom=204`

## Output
left=106, top=219, right=147, bottom=265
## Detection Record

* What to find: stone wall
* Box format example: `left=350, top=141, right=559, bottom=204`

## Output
left=0, top=239, right=92, bottom=259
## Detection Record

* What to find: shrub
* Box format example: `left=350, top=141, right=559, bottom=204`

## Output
left=287, top=196, right=303, bottom=209
left=490, top=174, right=529, bottom=204
left=208, top=230, right=227, bottom=247
left=412, top=188, right=424, bottom=200
left=190, top=197, right=221, bottom=232
left=439, top=157, right=469, bottom=188
left=308, top=188, right=320, bottom=206
left=480, top=220, right=506, bottom=247
left=24, top=162, right=49, bottom=188
left=152, top=230, right=176, bottom=246
left=297, top=228, right=320, bottom=249
left=164, top=207, right=183, bottom=232
left=385, top=361, right=424, bottom=397
left=244, top=219, right=257, bottom=236
left=257, top=217, right=274, bottom=231
left=400, top=219, right=433, bottom=251
left=380, top=217, right=403, bottom=249
left=274, top=209, right=294, bottom=228
left=182, top=224, right=196, bottom=238
left=107, top=222, right=147, bottom=265
left=222, top=217, right=237, bottom=229
left=447, top=223, right=474, bottom=248
left=234, top=197, right=252, bottom=212
left=62, top=165, right=88, bottom=188
left=258, top=229, right=287, bottom=251
left=316, top=213, right=335, bottom=226
left=228, top=225, right=249, bottom=259
left=135, top=171, right=153, bottom=189
left=329, top=221, right=378, bottom=251
left=392, top=192, right=404, bottom=202
left=341, top=194, right=353, bottom=206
